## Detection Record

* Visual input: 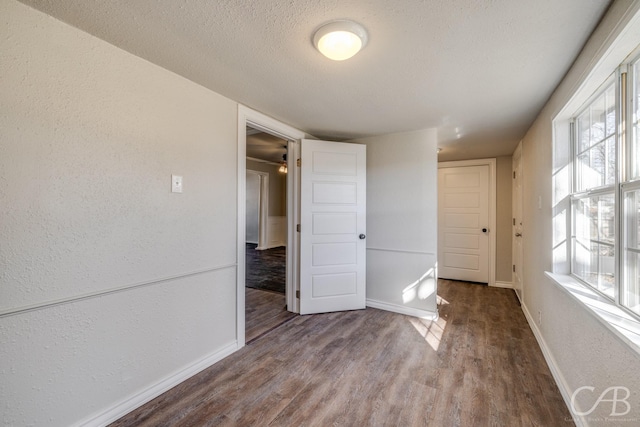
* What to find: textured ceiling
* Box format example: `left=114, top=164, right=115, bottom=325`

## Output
left=19, top=0, right=611, bottom=160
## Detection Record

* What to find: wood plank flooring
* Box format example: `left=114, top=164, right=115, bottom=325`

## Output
left=110, top=280, right=572, bottom=426
left=245, top=244, right=286, bottom=294
left=245, top=288, right=296, bottom=343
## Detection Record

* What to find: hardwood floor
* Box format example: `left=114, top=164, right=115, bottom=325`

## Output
left=244, top=241, right=293, bottom=343
left=245, top=244, right=286, bottom=294
left=110, top=280, right=572, bottom=426
left=245, top=288, right=296, bottom=344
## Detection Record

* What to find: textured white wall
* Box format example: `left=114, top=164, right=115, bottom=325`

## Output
left=0, top=1, right=238, bottom=425
left=520, top=1, right=640, bottom=424
left=352, top=130, right=438, bottom=317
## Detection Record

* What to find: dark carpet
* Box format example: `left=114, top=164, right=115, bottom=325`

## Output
left=245, top=243, right=286, bottom=294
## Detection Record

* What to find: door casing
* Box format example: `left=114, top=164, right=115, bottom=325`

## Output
left=237, top=105, right=305, bottom=348
left=512, top=142, right=524, bottom=302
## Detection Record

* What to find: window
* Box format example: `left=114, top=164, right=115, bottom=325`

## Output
left=623, top=58, right=640, bottom=315
left=568, top=53, right=640, bottom=317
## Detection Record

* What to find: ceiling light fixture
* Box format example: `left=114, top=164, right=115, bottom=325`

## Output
left=278, top=153, right=288, bottom=174
left=313, top=20, right=368, bottom=61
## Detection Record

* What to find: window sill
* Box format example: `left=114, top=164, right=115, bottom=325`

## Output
left=545, top=272, right=640, bottom=357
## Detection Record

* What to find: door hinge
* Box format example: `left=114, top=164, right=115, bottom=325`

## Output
left=296, top=224, right=301, bottom=232
left=513, top=171, right=516, bottom=179
left=296, top=290, right=300, bottom=299
left=513, top=218, right=516, bottom=226
left=297, top=158, right=301, bottom=167
left=513, top=265, right=516, bottom=272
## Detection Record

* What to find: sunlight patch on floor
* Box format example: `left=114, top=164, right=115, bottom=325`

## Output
left=408, top=313, right=447, bottom=351
left=437, top=294, right=449, bottom=306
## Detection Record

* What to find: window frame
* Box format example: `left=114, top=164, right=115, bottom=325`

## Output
left=567, top=51, right=640, bottom=320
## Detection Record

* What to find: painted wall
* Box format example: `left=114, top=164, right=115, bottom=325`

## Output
left=246, top=159, right=286, bottom=217
left=0, top=2, right=238, bottom=425
left=495, top=156, right=513, bottom=284
left=351, top=130, right=439, bottom=317
left=519, top=1, right=640, bottom=424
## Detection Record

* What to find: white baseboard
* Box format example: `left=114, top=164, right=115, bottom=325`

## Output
left=491, top=281, right=513, bottom=289
left=522, top=304, right=585, bottom=427
left=264, top=242, right=286, bottom=250
left=366, top=299, right=438, bottom=320
left=77, top=341, right=239, bottom=427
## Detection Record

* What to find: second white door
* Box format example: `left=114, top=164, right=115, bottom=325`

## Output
left=438, top=165, right=490, bottom=283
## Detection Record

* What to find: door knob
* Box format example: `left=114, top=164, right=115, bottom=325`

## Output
left=359, top=234, right=366, bottom=240
left=515, top=232, right=522, bottom=237
left=482, top=228, right=488, bottom=233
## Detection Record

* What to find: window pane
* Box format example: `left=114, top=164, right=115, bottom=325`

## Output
left=576, top=142, right=616, bottom=191
left=572, top=194, right=615, bottom=297
left=623, top=189, right=640, bottom=313
left=598, top=194, right=615, bottom=245
left=589, top=144, right=606, bottom=187
left=577, top=110, right=591, bottom=153
left=632, top=61, right=640, bottom=180
left=633, top=128, right=640, bottom=180
left=625, top=190, right=640, bottom=250
left=605, top=136, right=616, bottom=186
left=624, top=251, right=640, bottom=315
left=573, top=198, right=591, bottom=281
left=576, top=153, right=590, bottom=191
left=623, top=190, right=640, bottom=314
left=576, top=84, right=616, bottom=191
left=576, top=82, right=616, bottom=191
left=605, top=85, right=616, bottom=137
left=599, top=244, right=615, bottom=298
left=590, top=96, right=606, bottom=142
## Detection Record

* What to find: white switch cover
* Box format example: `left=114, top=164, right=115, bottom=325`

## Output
left=171, top=175, right=183, bottom=193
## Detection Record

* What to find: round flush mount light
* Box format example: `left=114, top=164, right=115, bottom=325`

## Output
left=313, top=20, right=368, bottom=61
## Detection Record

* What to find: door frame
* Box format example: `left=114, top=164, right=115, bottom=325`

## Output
left=245, top=169, right=269, bottom=250
left=237, top=105, right=306, bottom=347
left=438, top=158, right=497, bottom=287
left=512, top=142, right=524, bottom=302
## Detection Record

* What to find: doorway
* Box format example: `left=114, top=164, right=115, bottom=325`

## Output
left=244, top=126, right=294, bottom=342
left=237, top=106, right=305, bottom=347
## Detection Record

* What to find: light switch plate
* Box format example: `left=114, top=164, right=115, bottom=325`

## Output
left=171, top=175, right=183, bottom=193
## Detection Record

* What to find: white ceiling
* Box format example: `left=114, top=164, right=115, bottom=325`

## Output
left=19, top=0, right=611, bottom=161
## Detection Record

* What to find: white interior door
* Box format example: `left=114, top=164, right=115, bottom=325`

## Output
left=300, top=139, right=366, bottom=315
left=512, top=143, right=523, bottom=301
left=438, top=165, right=490, bottom=283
